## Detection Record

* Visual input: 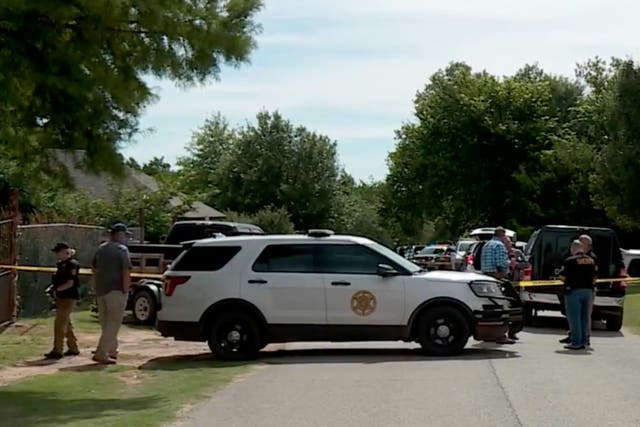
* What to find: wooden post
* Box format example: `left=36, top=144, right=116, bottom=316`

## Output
left=8, top=188, right=19, bottom=322
left=139, top=207, right=145, bottom=243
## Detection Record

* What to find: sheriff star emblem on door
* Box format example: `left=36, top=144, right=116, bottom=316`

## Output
left=351, top=290, right=377, bottom=316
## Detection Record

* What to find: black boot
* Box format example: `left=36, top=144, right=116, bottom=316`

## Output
left=559, top=334, right=571, bottom=344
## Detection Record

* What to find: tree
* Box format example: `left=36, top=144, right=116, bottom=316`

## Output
left=142, top=156, right=172, bottom=177
left=0, top=0, right=263, bottom=175
left=589, top=59, right=640, bottom=229
left=225, top=206, right=295, bottom=234
left=30, top=185, right=186, bottom=242
left=177, top=113, right=235, bottom=202
left=179, top=111, right=340, bottom=229
left=385, top=62, right=561, bottom=235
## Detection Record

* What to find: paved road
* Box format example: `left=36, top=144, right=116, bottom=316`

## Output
left=174, top=316, right=640, bottom=427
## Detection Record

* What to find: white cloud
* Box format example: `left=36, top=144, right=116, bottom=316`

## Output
left=127, top=0, right=640, bottom=180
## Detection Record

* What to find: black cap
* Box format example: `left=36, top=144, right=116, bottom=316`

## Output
left=52, top=242, right=71, bottom=252
left=109, top=223, right=129, bottom=233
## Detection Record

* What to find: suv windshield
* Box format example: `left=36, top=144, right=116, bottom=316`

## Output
left=366, top=242, right=422, bottom=273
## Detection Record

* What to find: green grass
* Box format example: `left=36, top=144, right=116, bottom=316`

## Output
left=0, top=358, right=251, bottom=427
left=0, top=310, right=151, bottom=368
left=623, top=293, right=640, bottom=335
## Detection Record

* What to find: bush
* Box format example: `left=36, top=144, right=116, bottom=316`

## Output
left=226, top=206, right=295, bottom=234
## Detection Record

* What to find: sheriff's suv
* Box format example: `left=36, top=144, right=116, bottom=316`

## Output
left=156, top=230, right=521, bottom=360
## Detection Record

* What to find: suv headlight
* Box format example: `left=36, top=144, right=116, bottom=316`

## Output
left=469, top=281, right=503, bottom=297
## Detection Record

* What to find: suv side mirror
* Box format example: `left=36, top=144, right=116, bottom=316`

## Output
left=377, top=264, right=399, bottom=277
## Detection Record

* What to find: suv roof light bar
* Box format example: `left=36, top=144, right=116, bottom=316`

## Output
left=307, top=229, right=335, bottom=238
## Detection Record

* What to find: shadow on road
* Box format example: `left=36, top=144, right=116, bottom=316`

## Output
left=554, top=349, right=594, bottom=356
left=138, top=346, right=520, bottom=369
left=524, top=314, right=624, bottom=338
left=259, top=346, right=520, bottom=365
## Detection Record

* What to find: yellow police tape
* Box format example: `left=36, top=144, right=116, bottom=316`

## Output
left=0, top=265, right=163, bottom=280
left=1, top=264, right=639, bottom=287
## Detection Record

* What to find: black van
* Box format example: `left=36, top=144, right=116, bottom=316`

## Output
left=520, top=225, right=626, bottom=330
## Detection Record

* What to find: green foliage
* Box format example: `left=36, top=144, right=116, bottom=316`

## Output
left=329, top=174, right=394, bottom=245
left=590, top=60, right=640, bottom=229
left=141, top=156, right=172, bottom=177
left=386, top=62, right=562, bottom=235
left=0, top=0, right=263, bottom=174
left=225, top=206, right=295, bottom=234
left=30, top=185, right=187, bottom=242
left=179, top=111, right=340, bottom=229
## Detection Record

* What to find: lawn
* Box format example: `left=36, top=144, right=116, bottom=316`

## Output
left=0, top=358, right=250, bottom=427
left=0, top=312, right=253, bottom=427
left=623, top=291, right=640, bottom=335
left=0, top=311, right=110, bottom=368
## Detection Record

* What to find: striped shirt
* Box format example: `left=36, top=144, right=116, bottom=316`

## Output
left=481, top=238, right=510, bottom=274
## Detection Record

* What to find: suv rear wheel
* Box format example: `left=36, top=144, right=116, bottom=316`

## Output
left=208, top=312, right=261, bottom=361
left=606, top=310, right=623, bottom=332
left=418, top=306, right=470, bottom=356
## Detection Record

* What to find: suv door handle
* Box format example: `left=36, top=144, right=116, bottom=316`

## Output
left=248, top=279, right=268, bottom=284
left=331, top=281, right=351, bottom=286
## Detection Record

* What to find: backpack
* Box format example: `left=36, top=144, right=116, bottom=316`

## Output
left=473, top=241, right=486, bottom=271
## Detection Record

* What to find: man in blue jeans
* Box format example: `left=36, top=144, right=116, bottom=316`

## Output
left=559, top=240, right=597, bottom=350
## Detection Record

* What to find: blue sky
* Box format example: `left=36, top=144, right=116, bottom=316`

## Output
left=122, top=0, right=639, bottom=181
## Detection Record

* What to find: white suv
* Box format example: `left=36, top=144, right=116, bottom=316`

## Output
left=157, top=230, right=521, bottom=360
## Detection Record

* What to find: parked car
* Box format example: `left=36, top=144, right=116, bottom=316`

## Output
left=156, top=230, right=521, bottom=360
left=455, top=239, right=476, bottom=258
left=621, top=249, right=640, bottom=278
left=404, top=245, right=425, bottom=260
left=520, top=225, right=627, bottom=330
left=413, top=244, right=464, bottom=271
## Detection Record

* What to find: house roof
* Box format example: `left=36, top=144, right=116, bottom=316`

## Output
left=53, top=150, right=225, bottom=219
left=169, top=197, right=226, bottom=219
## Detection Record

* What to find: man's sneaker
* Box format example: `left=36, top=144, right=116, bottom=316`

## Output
left=92, top=355, right=116, bottom=365
left=559, top=336, right=571, bottom=344
left=92, top=350, right=118, bottom=358
left=496, top=336, right=517, bottom=345
left=564, top=344, right=586, bottom=350
left=63, top=350, right=80, bottom=357
left=44, top=351, right=63, bottom=360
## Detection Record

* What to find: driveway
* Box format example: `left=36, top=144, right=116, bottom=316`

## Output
left=173, top=315, right=640, bottom=427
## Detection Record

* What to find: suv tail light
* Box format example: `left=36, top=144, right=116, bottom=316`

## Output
left=163, top=275, right=191, bottom=296
left=522, top=263, right=532, bottom=281
left=467, top=255, right=474, bottom=265
left=616, top=267, right=628, bottom=290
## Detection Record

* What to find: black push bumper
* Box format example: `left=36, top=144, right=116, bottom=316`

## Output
left=472, top=299, right=523, bottom=341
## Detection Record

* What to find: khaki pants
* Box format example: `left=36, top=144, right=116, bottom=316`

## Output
left=53, top=298, right=78, bottom=353
left=95, top=291, right=127, bottom=360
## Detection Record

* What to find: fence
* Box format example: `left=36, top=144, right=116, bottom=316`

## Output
left=17, top=224, right=106, bottom=316
left=0, top=190, right=19, bottom=325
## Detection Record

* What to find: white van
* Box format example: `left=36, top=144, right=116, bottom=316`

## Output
left=469, top=227, right=517, bottom=242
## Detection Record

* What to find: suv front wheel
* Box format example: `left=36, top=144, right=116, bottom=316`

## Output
left=208, top=312, right=262, bottom=361
left=418, top=306, right=470, bottom=356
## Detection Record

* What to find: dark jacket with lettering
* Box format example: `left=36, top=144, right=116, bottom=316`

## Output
left=52, top=258, right=80, bottom=300
left=560, top=253, right=597, bottom=292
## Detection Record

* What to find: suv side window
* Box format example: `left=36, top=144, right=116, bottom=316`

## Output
left=172, top=246, right=241, bottom=271
left=252, top=244, right=316, bottom=273
left=318, top=244, right=394, bottom=275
